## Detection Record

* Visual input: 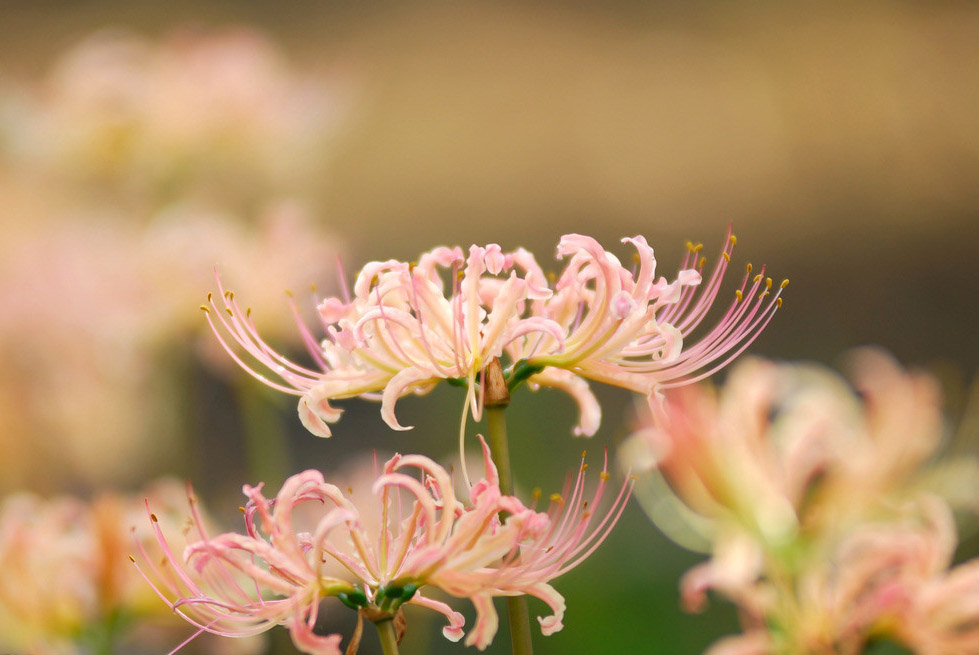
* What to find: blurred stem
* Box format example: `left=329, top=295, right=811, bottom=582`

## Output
left=235, top=379, right=291, bottom=487
left=484, top=360, right=534, bottom=655
left=376, top=618, right=400, bottom=655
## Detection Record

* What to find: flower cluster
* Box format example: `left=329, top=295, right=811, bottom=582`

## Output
left=137, top=438, right=631, bottom=653
left=0, top=480, right=252, bottom=655
left=206, top=228, right=786, bottom=439
left=628, top=350, right=979, bottom=655
left=17, top=26, right=343, bottom=204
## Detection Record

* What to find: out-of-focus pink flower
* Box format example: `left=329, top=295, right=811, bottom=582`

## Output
left=138, top=439, right=631, bottom=652
left=628, top=350, right=979, bottom=655
left=0, top=202, right=341, bottom=489
left=632, top=350, right=946, bottom=552
left=22, top=27, right=347, bottom=204
left=208, top=229, right=783, bottom=438
left=901, top=555, right=979, bottom=654
left=0, top=481, right=253, bottom=655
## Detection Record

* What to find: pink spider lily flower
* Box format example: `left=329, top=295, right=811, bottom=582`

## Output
left=510, top=229, right=787, bottom=426
left=904, top=558, right=979, bottom=655
left=135, top=438, right=632, bottom=653
left=205, top=229, right=783, bottom=440
left=626, top=350, right=977, bottom=655
left=203, top=243, right=562, bottom=438
left=447, top=447, right=635, bottom=649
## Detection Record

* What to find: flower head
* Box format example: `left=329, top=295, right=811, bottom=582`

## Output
left=206, top=228, right=784, bottom=439
left=0, top=480, right=245, bottom=655
left=136, top=439, right=631, bottom=652
left=626, top=350, right=979, bottom=655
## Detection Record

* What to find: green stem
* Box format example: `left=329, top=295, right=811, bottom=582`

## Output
left=485, top=406, right=515, bottom=496
left=485, top=404, right=534, bottom=655
left=235, top=379, right=291, bottom=488
left=376, top=618, right=400, bottom=655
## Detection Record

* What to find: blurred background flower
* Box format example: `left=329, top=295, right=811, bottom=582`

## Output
left=0, top=2, right=976, bottom=654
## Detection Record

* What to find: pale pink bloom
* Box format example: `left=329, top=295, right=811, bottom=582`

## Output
left=137, top=439, right=632, bottom=652
left=905, top=559, right=979, bottom=655
left=629, top=351, right=969, bottom=655
left=632, top=350, right=946, bottom=555
left=23, top=27, right=346, bottom=202
left=0, top=481, right=252, bottom=655
left=205, top=241, right=563, bottom=437
left=791, top=501, right=954, bottom=655
left=448, top=447, right=634, bottom=648
left=508, top=230, right=786, bottom=415
left=686, top=500, right=957, bottom=655
left=0, top=202, right=341, bottom=489
left=208, top=230, right=783, bottom=438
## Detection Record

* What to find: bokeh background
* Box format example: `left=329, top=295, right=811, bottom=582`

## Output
left=0, top=1, right=977, bottom=654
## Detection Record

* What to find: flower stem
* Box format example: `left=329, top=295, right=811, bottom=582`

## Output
left=376, top=619, right=400, bottom=655
left=484, top=359, right=534, bottom=655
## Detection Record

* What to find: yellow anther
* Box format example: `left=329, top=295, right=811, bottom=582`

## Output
left=581, top=450, right=587, bottom=458
left=246, top=308, right=252, bottom=318
left=722, top=252, right=730, bottom=262
left=310, top=283, right=318, bottom=293
left=226, top=291, right=234, bottom=301
left=600, top=471, right=610, bottom=482
left=150, top=513, right=159, bottom=523
left=629, top=474, right=639, bottom=482
left=199, top=305, right=209, bottom=312
left=207, top=292, right=213, bottom=302
left=730, top=235, right=738, bottom=246
left=692, top=243, right=704, bottom=253
left=285, top=289, right=294, bottom=298
left=780, top=279, right=790, bottom=289
left=776, top=297, right=783, bottom=308
left=550, top=493, right=564, bottom=504
left=699, top=256, right=706, bottom=268
left=347, top=487, right=353, bottom=494
left=759, top=291, right=769, bottom=300
left=581, top=463, right=589, bottom=472
left=632, top=253, right=641, bottom=264
left=765, top=277, right=773, bottom=290
left=129, top=555, right=136, bottom=563
left=685, top=240, right=695, bottom=252
left=532, top=487, right=542, bottom=500
left=746, top=263, right=753, bottom=274
left=735, top=290, right=743, bottom=302
left=753, top=274, right=763, bottom=284
left=238, top=506, right=246, bottom=514
left=225, top=308, right=234, bottom=317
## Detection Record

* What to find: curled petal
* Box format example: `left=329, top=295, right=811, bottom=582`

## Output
left=529, top=368, right=601, bottom=437
left=288, top=608, right=344, bottom=655
left=380, top=368, right=437, bottom=431
left=298, top=395, right=341, bottom=438
left=527, top=582, right=566, bottom=636
left=409, top=593, right=466, bottom=643
left=465, top=594, right=499, bottom=651
left=621, top=235, right=657, bottom=300
left=318, top=297, right=351, bottom=324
